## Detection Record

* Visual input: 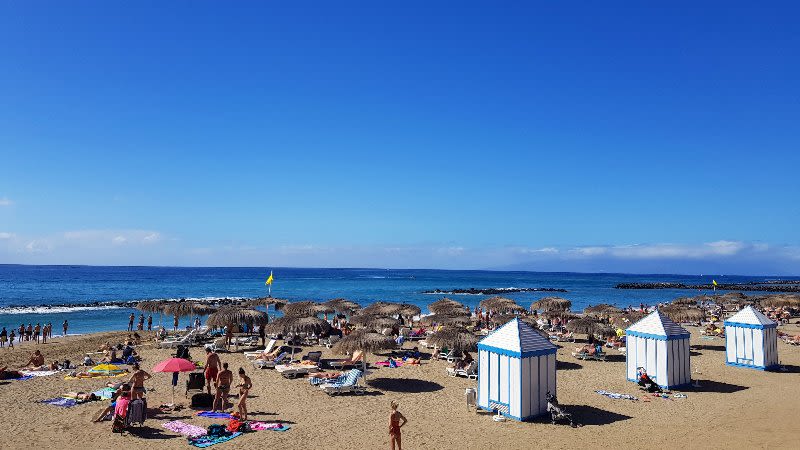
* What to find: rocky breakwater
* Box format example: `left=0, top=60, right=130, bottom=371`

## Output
left=615, top=282, right=800, bottom=292
left=423, top=287, right=567, bottom=295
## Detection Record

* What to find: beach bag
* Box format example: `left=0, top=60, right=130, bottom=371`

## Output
left=226, top=419, right=242, bottom=433
left=191, top=393, right=214, bottom=408
left=207, top=424, right=229, bottom=437
left=126, top=398, right=147, bottom=426
left=112, top=414, right=126, bottom=433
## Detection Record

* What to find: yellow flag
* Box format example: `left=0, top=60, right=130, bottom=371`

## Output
left=265, top=271, right=274, bottom=286
left=712, top=280, right=718, bottom=286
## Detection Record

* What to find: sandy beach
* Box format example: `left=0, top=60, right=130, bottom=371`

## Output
left=1, top=325, right=798, bottom=450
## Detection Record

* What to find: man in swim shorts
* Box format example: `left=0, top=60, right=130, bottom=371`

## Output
left=205, top=347, right=221, bottom=394
left=213, top=362, right=233, bottom=412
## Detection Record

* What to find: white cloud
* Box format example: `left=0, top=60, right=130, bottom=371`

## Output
left=25, top=240, right=52, bottom=253
left=142, top=233, right=160, bottom=244
left=0, top=232, right=14, bottom=240
left=0, top=197, right=12, bottom=207
left=112, top=236, right=128, bottom=245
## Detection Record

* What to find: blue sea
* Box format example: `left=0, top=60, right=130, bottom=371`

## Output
left=0, top=265, right=783, bottom=335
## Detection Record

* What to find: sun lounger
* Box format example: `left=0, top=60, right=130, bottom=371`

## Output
left=159, top=330, right=198, bottom=349
left=572, top=349, right=607, bottom=361
left=447, top=361, right=478, bottom=379
left=301, top=351, right=322, bottom=365
left=252, top=352, right=289, bottom=369
left=319, top=369, right=365, bottom=396
left=552, top=332, right=575, bottom=342
left=328, top=350, right=364, bottom=370
left=244, top=339, right=277, bottom=360
left=323, top=335, right=340, bottom=348
left=276, top=363, right=319, bottom=379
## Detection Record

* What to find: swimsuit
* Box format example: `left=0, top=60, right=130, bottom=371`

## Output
left=205, top=367, right=219, bottom=381
left=389, top=414, right=401, bottom=436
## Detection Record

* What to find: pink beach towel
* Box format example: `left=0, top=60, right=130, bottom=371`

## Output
left=163, top=420, right=208, bottom=437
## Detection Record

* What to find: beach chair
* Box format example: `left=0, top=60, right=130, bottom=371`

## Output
left=159, top=330, right=197, bottom=349
left=446, top=349, right=463, bottom=363
left=555, top=332, right=575, bottom=343
left=301, top=351, right=323, bottom=365
left=323, top=335, right=341, bottom=348
left=447, top=361, right=478, bottom=379
left=252, top=351, right=289, bottom=369
left=185, top=371, right=206, bottom=397
left=572, top=348, right=607, bottom=362
left=276, top=362, right=319, bottom=379
left=328, top=350, right=364, bottom=370
left=244, top=339, right=277, bottom=360
left=319, top=369, right=366, bottom=396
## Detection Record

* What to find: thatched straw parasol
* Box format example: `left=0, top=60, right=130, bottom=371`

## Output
left=206, top=307, right=268, bottom=328
left=244, top=297, right=288, bottom=309
left=593, top=324, right=618, bottom=338
left=531, top=297, right=572, bottom=312
left=489, top=314, right=517, bottom=326
left=760, top=294, right=800, bottom=308
left=136, top=300, right=164, bottom=313
left=349, top=314, right=400, bottom=331
left=584, top=304, right=622, bottom=316
left=608, top=311, right=645, bottom=328
left=360, top=301, right=404, bottom=316
left=660, top=306, right=704, bottom=323
left=565, top=317, right=601, bottom=335
left=281, top=301, right=322, bottom=317
left=428, top=298, right=466, bottom=315
left=671, top=297, right=698, bottom=306
left=323, top=298, right=361, bottom=314
left=331, top=329, right=397, bottom=380
left=479, top=296, right=515, bottom=311
left=418, top=313, right=472, bottom=327
left=263, top=315, right=332, bottom=336
left=425, top=327, right=479, bottom=352
left=398, top=303, right=422, bottom=318
left=542, top=310, right=579, bottom=321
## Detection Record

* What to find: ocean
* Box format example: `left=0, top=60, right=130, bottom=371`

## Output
left=0, top=265, right=782, bottom=335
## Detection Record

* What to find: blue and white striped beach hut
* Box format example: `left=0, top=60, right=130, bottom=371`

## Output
left=625, top=310, right=691, bottom=389
left=724, top=306, right=778, bottom=370
left=477, top=318, right=558, bottom=421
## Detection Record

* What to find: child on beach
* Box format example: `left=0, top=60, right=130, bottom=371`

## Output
left=389, top=400, right=407, bottom=450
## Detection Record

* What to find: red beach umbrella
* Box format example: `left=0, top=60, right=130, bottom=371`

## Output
left=153, top=358, right=197, bottom=405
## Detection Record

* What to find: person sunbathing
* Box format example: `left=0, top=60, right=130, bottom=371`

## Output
left=22, top=350, right=46, bottom=369
left=255, top=346, right=284, bottom=360
left=0, top=366, right=25, bottom=380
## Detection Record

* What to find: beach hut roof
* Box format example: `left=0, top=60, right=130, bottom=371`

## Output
left=725, top=306, right=776, bottom=327
left=478, top=318, right=557, bottom=358
left=627, top=310, right=689, bottom=339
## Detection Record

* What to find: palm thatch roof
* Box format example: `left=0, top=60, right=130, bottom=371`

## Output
left=163, top=301, right=217, bottom=318
left=349, top=314, right=400, bottom=330
left=489, top=314, right=518, bottom=325
left=136, top=300, right=165, bottom=313
left=584, top=304, right=622, bottom=316
left=425, top=327, right=479, bottom=351
left=281, top=301, right=321, bottom=317
left=323, top=298, right=361, bottom=313
left=760, top=294, right=800, bottom=308
left=565, top=317, right=602, bottom=335
left=660, top=306, right=705, bottom=323
left=244, top=297, right=288, bottom=308
left=608, top=311, right=645, bottom=328
left=263, top=315, right=332, bottom=335
left=530, top=297, right=572, bottom=312
left=418, top=313, right=472, bottom=326
left=479, top=296, right=526, bottom=313
left=671, top=297, right=698, bottom=306
left=542, top=310, right=579, bottom=321
left=398, top=303, right=422, bottom=317
left=206, top=307, right=267, bottom=327
left=331, top=329, right=396, bottom=355
left=428, top=298, right=466, bottom=315
left=360, top=301, right=404, bottom=316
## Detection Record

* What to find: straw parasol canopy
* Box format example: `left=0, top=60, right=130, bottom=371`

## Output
left=331, top=329, right=397, bottom=355
left=281, top=301, right=322, bottom=317
left=349, top=314, right=400, bottom=330
left=531, top=297, right=572, bottom=312
left=398, top=303, right=422, bottom=318
left=660, top=306, right=704, bottom=323
left=263, top=315, right=332, bottom=335
left=428, top=298, right=466, bottom=315
left=542, top=310, right=579, bottom=321
left=593, top=324, right=618, bottom=338
left=671, top=297, right=698, bottom=306
left=760, top=294, right=800, bottom=308
left=425, top=327, right=479, bottom=352
left=136, top=300, right=165, bottom=313
left=565, top=317, right=602, bottom=335
left=584, top=304, right=622, bottom=316
left=608, top=311, right=645, bottom=328
left=206, top=307, right=268, bottom=328
left=323, top=298, right=361, bottom=313
left=418, top=313, right=472, bottom=327
left=360, top=301, right=404, bottom=316
left=490, top=314, right=517, bottom=326
left=479, top=296, right=516, bottom=311
left=244, top=297, right=288, bottom=308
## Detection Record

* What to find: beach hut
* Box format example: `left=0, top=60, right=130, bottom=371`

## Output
left=477, top=318, right=558, bottom=421
left=625, top=310, right=691, bottom=389
left=724, top=306, right=778, bottom=370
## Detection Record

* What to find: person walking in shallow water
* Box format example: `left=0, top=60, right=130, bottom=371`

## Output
left=63, top=320, right=68, bottom=337
left=128, top=313, right=135, bottom=332
left=388, top=400, right=407, bottom=450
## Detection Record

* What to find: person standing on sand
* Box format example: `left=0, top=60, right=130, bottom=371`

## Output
left=0, top=327, right=7, bottom=348
left=63, top=320, right=68, bottom=336
left=204, top=348, right=221, bottom=394
left=213, top=362, right=233, bottom=412
left=8, top=330, right=14, bottom=348
left=236, top=367, right=252, bottom=420
left=389, top=400, right=407, bottom=450
left=34, top=323, right=41, bottom=344
left=173, top=315, right=179, bottom=332
left=138, top=314, right=144, bottom=331
left=26, top=324, right=32, bottom=341
left=41, top=324, right=47, bottom=344
left=128, top=363, right=152, bottom=399
left=19, top=324, right=24, bottom=343
left=128, top=313, right=135, bottom=332
left=147, top=315, right=152, bottom=331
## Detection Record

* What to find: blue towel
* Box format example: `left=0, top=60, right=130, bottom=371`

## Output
left=41, top=397, right=78, bottom=408
left=188, top=432, right=241, bottom=448
left=196, top=411, right=235, bottom=419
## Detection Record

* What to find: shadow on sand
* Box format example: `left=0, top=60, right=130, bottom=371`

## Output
left=693, top=344, right=725, bottom=352
left=686, top=380, right=748, bottom=394
left=367, top=377, right=444, bottom=393
left=555, top=405, right=632, bottom=426
left=556, top=360, right=582, bottom=371
left=127, top=425, right=178, bottom=440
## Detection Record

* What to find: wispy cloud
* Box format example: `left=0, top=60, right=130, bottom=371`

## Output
left=0, top=232, right=15, bottom=240
left=0, top=197, right=13, bottom=207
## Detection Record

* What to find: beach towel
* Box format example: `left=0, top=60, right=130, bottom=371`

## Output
left=41, top=397, right=78, bottom=408
left=595, top=390, right=638, bottom=401
left=21, top=370, right=59, bottom=377
left=188, top=431, right=241, bottom=448
left=196, top=411, right=235, bottom=419
left=249, top=422, right=291, bottom=431
left=163, top=420, right=208, bottom=437
left=92, top=387, right=116, bottom=399
left=375, top=361, right=403, bottom=367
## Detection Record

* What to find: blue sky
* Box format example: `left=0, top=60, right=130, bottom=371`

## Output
left=1, top=2, right=798, bottom=274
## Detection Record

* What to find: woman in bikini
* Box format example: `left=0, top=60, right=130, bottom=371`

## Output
left=128, top=363, right=152, bottom=399
left=236, top=367, right=252, bottom=420
left=389, top=400, right=407, bottom=450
